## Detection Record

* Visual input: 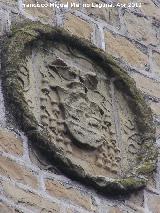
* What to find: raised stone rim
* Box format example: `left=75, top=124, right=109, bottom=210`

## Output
left=1, top=21, right=158, bottom=195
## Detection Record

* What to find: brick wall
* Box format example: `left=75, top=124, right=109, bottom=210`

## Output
left=0, top=0, right=160, bottom=212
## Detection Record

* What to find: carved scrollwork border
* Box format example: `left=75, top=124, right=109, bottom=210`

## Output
left=1, top=21, right=158, bottom=195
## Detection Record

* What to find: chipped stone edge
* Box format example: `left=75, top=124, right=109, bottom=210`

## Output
left=1, top=21, right=158, bottom=195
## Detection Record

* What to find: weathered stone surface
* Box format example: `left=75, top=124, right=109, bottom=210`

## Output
left=105, top=31, right=148, bottom=69
left=67, top=208, right=81, bottom=213
left=156, top=126, right=160, bottom=139
left=1, top=22, right=156, bottom=195
left=24, top=0, right=54, bottom=23
left=1, top=180, right=60, bottom=212
left=0, top=156, right=38, bottom=188
left=145, top=192, right=160, bottom=213
left=119, top=0, right=160, bottom=21
left=0, top=129, right=23, bottom=156
left=149, top=101, right=160, bottom=116
left=123, top=11, right=158, bottom=46
left=107, top=207, right=123, bottom=213
left=131, top=73, right=160, bottom=99
left=64, top=13, right=92, bottom=40
left=0, top=0, right=17, bottom=6
left=137, top=0, right=160, bottom=20
left=0, top=202, right=16, bottom=213
left=45, top=179, right=95, bottom=211
left=103, top=205, right=144, bottom=213
left=125, top=200, right=145, bottom=213
left=83, top=0, right=120, bottom=28
left=152, top=51, right=160, bottom=76
left=0, top=9, right=10, bottom=36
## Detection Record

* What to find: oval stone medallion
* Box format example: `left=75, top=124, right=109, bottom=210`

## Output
left=1, top=22, right=157, bottom=195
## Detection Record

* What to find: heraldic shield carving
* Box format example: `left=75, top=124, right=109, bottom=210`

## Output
left=1, top=22, right=157, bottom=195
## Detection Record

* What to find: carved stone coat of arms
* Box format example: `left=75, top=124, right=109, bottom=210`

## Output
left=1, top=22, right=157, bottom=195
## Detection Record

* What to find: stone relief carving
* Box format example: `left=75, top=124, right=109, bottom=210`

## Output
left=2, top=22, right=157, bottom=195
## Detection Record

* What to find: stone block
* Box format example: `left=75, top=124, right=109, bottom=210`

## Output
left=83, top=0, right=120, bottom=28
left=130, top=73, right=160, bottom=99
left=107, top=207, right=123, bottom=213
left=45, top=179, right=95, bottom=211
left=0, top=202, right=16, bottom=213
left=123, top=11, right=158, bottom=46
left=1, top=180, right=60, bottom=212
left=24, top=0, right=54, bottom=23
left=0, top=156, right=38, bottom=189
left=137, top=0, right=160, bottom=20
left=119, top=0, right=160, bottom=21
left=64, top=13, right=93, bottom=40
left=0, top=129, right=23, bottom=156
left=105, top=31, right=148, bottom=69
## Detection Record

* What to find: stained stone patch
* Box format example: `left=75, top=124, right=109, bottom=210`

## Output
left=1, top=22, right=157, bottom=195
